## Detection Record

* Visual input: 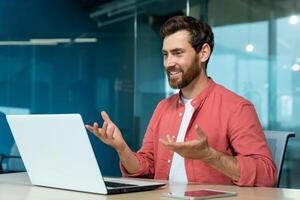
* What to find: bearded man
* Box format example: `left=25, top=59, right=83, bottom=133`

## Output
left=86, top=15, right=277, bottom=187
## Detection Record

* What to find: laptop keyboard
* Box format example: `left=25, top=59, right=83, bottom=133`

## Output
left=105, top=181, right=137, bottom=188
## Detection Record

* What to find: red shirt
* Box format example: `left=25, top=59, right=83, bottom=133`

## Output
left=120, top=79, right=277, bottom=187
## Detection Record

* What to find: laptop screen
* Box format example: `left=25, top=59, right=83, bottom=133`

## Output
left=7, top=114, right=108, bottom=194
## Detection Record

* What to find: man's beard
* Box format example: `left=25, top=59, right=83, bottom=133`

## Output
left=167, top=59, right=201, bottom=89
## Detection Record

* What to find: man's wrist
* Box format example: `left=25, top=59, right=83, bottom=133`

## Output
left=200, top=147, right=240, bottom=181
left=202, top=147, right=219, bottom=163
left=116, top=144, right=128, bottom=154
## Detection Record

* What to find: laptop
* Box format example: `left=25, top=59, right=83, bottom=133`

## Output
left=6, top=114, right=165, bottom=194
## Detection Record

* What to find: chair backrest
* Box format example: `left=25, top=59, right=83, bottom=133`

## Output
left=264, top=130, right=295, bottom=187
left=7, top=143, right=25, bottom=171
left=1, top=143, right=26, bottom=173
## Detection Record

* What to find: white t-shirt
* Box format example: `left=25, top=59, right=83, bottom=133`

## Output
left=168, top=97, right=195, bottom=183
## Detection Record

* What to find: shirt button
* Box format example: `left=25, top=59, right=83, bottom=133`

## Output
left=179, top=112, right=182, bottom=116
left=172, top=135, right=176, bottom=139
left=167, top=160, right=171, bottom=164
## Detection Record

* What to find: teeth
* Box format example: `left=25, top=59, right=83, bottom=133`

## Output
left=170, top=71, right=179, bottom=75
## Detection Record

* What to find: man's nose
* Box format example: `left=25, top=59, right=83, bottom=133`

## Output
left=164, top=56, right=175, bottom=68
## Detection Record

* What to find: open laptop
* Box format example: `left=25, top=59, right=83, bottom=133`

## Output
left=6, top=114, right=165, bottom=194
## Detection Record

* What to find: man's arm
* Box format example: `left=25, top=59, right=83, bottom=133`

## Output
left=227, top=103, right=277, bottom=186
left=85, top=111, right=140, bottom=174
left=116, top=145, right=140, bottom=174
left=203, top=146, right=239, bottom=181
left=159, top=125, right=240, bottom=181
left=160, top=103, right=277, bottom=187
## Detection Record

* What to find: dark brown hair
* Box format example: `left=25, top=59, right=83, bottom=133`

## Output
left=160, top=16, right=214, bottom=69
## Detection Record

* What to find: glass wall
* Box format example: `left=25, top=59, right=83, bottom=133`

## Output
left=0, top=0, right=135, bottom=176
left=206, top=0, right=300, bottom=188
left=1, top=0, right=300, bottom=188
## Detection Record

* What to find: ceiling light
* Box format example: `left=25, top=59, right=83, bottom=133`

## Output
left=292, top=63, right=300, bottom=71
left=74, top=38, right=97, bottom=43
left=0, top=41, right=31, bottom=45
left=0, top=41, right=56, bottom=46
left=245, top=44, right=254, bottom=53
left=289, top=15, right=299, bottom=25
left=30, top=38, right=71, bottom=44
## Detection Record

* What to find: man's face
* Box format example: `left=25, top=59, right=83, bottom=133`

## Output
left=162, top=30, right=201, bottom=89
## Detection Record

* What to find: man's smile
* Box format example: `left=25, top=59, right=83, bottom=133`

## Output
left=168, top=69, right=183, bottom=80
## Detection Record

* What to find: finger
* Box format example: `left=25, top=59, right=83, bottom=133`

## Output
left=100, top=121, right=108, bottom=139
left=171, top=141, right=191, bottom=150
left=101, top=111, right=112, bottom=123
left=159, top=138, right=175, bottom=151
left=92, top=122, right=100, bottom=136
left=86, top=124, right=101, bottom=134
left=195, top=124, right=206, bottom=138
left=166, top=134, right=173, bottom=143
left=85, top=124, right=94, bottom=132
left=106, top=124, right=115, bottom=139
left=159, top=138, right=169, bottom=146
left=93, top=122, right=99, bottom=134
left=101, top=121, right=108, bottom=133
left=88, top=122, right=102, bottom=138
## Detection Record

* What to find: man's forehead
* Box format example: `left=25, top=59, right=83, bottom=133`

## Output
left=164, top=30, right=190, bottom=42
left=162, top=30, right=191, bottom=51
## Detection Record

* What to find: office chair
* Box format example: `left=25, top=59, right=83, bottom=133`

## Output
left=0, top=143, right=25, bottom=173
left=0, top=111, right=25, bottom=173
left=264, top=130, right=295, bottom=187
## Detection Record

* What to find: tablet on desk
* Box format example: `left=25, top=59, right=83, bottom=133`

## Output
left=161, top=189, right=237, bottom=200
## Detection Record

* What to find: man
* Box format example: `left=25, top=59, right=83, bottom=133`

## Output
left=86, top=16, right=277, bottom=186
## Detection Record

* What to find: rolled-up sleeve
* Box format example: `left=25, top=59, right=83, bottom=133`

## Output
left=228, top=102, right=277, bottom=187
left=119, top=101, right=164, bottom=178
left=119, top=152, right=154, bottom=178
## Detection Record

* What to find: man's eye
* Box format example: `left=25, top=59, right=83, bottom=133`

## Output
left=175, top=51, right=182, bottom=56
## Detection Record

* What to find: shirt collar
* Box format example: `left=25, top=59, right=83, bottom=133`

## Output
left=177, top=78, right=216, bottom=109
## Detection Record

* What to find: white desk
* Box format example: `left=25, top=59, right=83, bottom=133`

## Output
left=1, top=172, right=300, bottom=200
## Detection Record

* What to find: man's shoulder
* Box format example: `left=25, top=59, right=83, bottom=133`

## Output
left=212, top=83, right=252, bottom=106
left=155, top=93, right=179, bottom=110
left=149, top=94, right=178, bottom=123
left=163, top=93, right=179, bottom=102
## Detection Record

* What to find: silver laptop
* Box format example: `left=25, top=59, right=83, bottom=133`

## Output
left=6, top=114, right=165, bottom=194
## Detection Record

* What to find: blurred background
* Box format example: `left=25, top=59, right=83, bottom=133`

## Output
left=0, top=0, right=299, bottom=188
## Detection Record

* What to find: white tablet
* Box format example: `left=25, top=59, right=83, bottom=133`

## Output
left=161, top=189, right=237, bottom=200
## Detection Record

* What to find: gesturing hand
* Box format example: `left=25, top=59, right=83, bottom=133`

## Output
left=85, top=111, right=127, bottom=153
left=159, top=124, right=212, bottom=160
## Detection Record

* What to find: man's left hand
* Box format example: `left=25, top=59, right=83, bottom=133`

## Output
left=159, top=124, right=212, bottom=161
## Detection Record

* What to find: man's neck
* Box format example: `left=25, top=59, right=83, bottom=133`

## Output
left=181, top=73, right=209, bottom=99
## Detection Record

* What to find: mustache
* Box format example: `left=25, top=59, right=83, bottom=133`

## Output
left=165, top=67, right=183, bottom=75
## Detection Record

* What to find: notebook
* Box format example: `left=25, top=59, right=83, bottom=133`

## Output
left=6, top=114, right=165, bottom=194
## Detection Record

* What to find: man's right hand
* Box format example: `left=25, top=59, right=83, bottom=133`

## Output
left=85, top=111, right=127, bottom=153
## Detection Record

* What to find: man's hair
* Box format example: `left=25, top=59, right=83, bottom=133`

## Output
left=160, top=15, right=214, bottom=69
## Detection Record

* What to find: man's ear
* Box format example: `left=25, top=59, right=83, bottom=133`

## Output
left=198, top=43, right=211, bottom=63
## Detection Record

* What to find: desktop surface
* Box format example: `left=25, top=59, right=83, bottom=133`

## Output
left=1, top=172, right=300, bottom=200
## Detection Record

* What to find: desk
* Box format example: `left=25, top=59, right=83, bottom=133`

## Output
left=1, top=173, right=300, bottom=200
